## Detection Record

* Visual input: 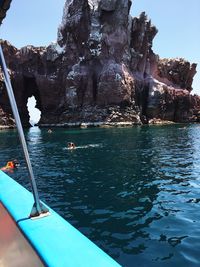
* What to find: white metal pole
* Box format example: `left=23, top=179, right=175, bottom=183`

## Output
left=0, top=44, right=48, bottom=217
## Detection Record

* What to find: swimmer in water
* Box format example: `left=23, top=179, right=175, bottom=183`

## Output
left=0, top=159, right=19, bottom=172
left=48, top=129, right=53, bottom=133
left=67, top=142, right=76, bottom=149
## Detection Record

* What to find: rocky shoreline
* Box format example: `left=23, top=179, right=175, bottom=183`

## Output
left=42, top=118, right=176, bottom=127
left=0, top=0, right=200, bottom=128
left=0, top=119, right=176, bottom=130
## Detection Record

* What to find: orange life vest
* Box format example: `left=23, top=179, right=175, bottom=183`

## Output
left=5, top=161, right=15, bottom=169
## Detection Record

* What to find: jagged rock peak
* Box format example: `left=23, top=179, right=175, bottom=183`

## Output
left=58, top=0, right=133, bottom=35
left=157, top=58, right=197, bottom=91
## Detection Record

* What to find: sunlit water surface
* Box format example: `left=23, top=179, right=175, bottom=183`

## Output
left=1, top=124, right=200, bottom=267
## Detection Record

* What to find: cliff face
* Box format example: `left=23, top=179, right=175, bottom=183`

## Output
left=0, top=0, right=200, bottom=127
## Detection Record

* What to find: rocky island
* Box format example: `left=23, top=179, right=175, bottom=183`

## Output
left=0, top=0, right=200, bottom=128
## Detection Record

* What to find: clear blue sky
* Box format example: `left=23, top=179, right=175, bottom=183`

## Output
left=1, top=0, right=200, bottom=94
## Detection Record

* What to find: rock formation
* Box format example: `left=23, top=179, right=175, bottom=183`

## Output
left=0, top=0, right=200, bottom=128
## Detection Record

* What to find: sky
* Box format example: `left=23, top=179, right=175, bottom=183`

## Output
left=0, top=0, right=199, bottom=120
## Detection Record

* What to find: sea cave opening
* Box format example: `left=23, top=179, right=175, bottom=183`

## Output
left=23, top=75, right=42, bottom=127
left=27, top=96, right=41, bottom=126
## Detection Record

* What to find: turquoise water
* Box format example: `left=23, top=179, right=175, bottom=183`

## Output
left=1, top=125, right=200, bottom=266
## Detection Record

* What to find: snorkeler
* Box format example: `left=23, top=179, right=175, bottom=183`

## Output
left=67, top=142, right=76, bottom=149
left=0, top=159, right=19, bottom=172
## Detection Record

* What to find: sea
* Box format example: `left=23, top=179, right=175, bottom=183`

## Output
left=1, top=124, right=200, bottom=267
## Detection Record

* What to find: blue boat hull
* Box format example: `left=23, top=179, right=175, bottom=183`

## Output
left=0, top=170, right=121, bottom=267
